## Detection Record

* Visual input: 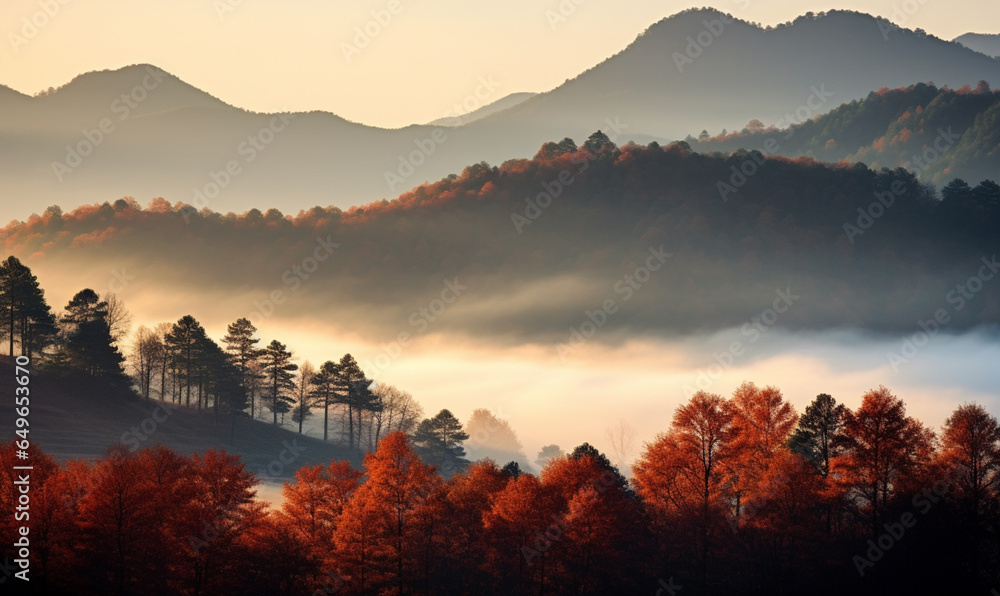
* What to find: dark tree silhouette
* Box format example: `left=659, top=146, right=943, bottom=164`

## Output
left=164, top=315, right=208, bottom=408
left=413, top=409, right=470, bottom=471
left=222, top=318, right=263, bottom=418
left=789, top=393, right=847, bottom=477
left=0, top=256, right=55, bottom=358
left=335, top=354, right=371, bottom=450
left=309, top=360, right=341, bottom=442
left=260, top=339, right=297, bottom=425
left=60, top=289, right=127, bottom=381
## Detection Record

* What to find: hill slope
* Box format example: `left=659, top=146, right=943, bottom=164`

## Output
left=689, top=83, right=1000, bottom=185
left=954, top=32, right=1000, bottom=57
left=426, top=92, right=537, bottom=126
left=0, top=358, right=361, bottom=481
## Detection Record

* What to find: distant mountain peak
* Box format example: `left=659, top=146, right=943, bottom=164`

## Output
left=30, top=63, right=233, bottom=117
left=41, top=63, right=177, bottom=94
left=637, top=7, right=744, bottom=37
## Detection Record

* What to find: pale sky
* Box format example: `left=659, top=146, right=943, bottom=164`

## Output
left=2, top=0, right=997, bottom=129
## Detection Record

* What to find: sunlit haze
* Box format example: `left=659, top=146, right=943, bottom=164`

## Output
left=28, top=260, right=1000, bottom=462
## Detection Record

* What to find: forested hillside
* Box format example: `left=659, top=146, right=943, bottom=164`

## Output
left=690, top=82, right=1000, bottom=185
left=5, top=134, right=999, bottom=342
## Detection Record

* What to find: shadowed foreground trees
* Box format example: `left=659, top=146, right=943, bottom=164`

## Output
left=0, top=255, right=55, bottom=359
left=2, top=386, right=1000, bottom=595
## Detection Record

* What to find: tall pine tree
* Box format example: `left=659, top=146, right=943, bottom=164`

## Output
left=59, top=289, right=126, bottom=382
left=261, top=339, right=297, bottom=425
left=0, top=256, right=55, bottom=358
left=222, top=318, right=263, bottom=418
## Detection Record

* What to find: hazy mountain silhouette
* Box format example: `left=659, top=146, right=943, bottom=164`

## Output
left=954, top=32, right=1000, bottom=57
left=466, top=9, right=1000, bottom=143
left=426, top=92, right=537, bottom=126
left=2, top=9, right=999, bottom=218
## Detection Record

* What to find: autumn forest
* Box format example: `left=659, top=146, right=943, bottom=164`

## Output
left=0, top=256, right=997, bottom=594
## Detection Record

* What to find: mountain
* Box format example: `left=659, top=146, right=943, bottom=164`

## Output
left=6, top=137, right=999, bottom=347
left=426, top=92, right=536, bottom=126
left=3, top=10, right=1000, bottom=218
left=465, top=9, right=1000, bottom=144
left=688, top=82, right=1000, bottom=186
left=954, top=32, right=1000, bottom=57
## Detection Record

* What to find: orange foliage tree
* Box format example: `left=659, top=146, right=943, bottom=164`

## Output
left=333, top=431, right=440, bottom=594
left=541, top=449, right=648, bottom=593
left=728, top=382, right=798, bottom=529
left=832, top=386, right=935, bottom=536
left=278, top=461, right=362, bottom=575
left=634, top=390, right=737, bottom=590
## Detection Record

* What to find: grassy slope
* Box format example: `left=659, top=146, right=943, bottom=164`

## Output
left=0, top=357, right=362, bottom=485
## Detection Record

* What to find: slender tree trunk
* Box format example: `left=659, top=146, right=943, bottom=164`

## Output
left=871, top=481, right=879, bottom=539
left=396, top=514, right=404, bottom=596
left=8, top=300, right=14, bottom=356
left=272, top=376, right=278, bottom=425
left=159, top=355, right=166, bottom=402
left=323, top=397, right=329, bottom=441
left=348, top=402, right=355, bottom=449
left=702, top=471, right=710, bottom=594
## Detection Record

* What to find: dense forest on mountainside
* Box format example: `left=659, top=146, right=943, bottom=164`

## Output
left=690, top=83, right=1000, bottom=186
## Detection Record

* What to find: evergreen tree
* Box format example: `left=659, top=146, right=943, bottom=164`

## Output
left=501, top=461, right=522, bottom=479
left=788, top=393, right=846, bottom=477
left=413, top=409, right=470, bottom=470
left=0, top=256, right=55, bottom=358
left=205, top=341, right=249, bottom=444
left=163, top=315, right=208, bottom=408
left=335, top=354, right=372, bottom=450
left=222, top=318, right=263, bottom=418
left=59, top=289, right=126, bottom=382
left=310, top=360, right=341, bottom=442
left=260, top=339, right=297, bottom=425
left=582, top=130, right=616, bottom=155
